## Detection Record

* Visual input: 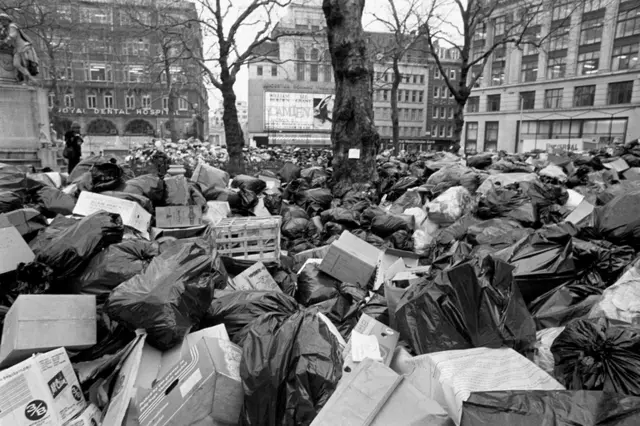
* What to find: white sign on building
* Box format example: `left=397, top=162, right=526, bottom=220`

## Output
left=264, top=92, right=334, bottom=131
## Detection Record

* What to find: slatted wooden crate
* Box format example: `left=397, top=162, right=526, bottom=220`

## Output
left=212, top=216, right=282, bottom=262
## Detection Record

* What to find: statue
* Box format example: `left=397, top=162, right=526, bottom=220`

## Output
left=0, top=13, right=39, bottom=85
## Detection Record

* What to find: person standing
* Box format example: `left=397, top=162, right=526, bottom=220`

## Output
left=64, top=123, right=83, bottom=173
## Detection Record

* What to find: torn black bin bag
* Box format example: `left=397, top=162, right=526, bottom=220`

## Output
left=551, top=317, right=640, bottom=396
left=240, top=309, right=343, bottom=426
left=528, top=281, right=603, bottom=330
left=395, top=256, right=536, bottom=356
left=105, top=239, right=218, bottom=351
left=461, top=390, right=640, bottom=426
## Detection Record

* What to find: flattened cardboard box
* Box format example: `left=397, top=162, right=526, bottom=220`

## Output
left=320, top=231, right=381, bottom=287
left=73, top=191, right=151, bottom=238
left=231, top=261, right=281, bottom=292
left=155, top=206, right=203, bottom=229
left=0, top=347, right=86, bottom=426
left=0, top=225, right=35, bottom=275
left=0, top=295, right=96, bottom=368
left=342, top=314, right=399, bottom=376
left=137, top=338, right=243, bottom=426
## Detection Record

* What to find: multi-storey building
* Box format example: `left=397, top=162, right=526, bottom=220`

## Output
left=428, top=47, right=461, bottom=150
left=247, top=0, right=460, bottom=152
left=465, top=0, right=640, bottom=153
left=31, top=0, right=208, bottom=151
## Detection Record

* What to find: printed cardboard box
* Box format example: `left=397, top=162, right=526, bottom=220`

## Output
left=73, top=191, right=151, bottom=238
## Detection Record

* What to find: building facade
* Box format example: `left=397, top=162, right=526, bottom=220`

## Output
left=247, top=0, right=460, bottom=152
left=209, top=100, right=248, bottom=146
left=30, top=0, right=208, bottom=152
left=465, top=0, right=640, bottom=153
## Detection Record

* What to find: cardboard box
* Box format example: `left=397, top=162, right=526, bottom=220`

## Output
left=258, top=175, right=281, bottom=189
left=0, top=225, right=35, bottom=275
left=203, top=201, right=231, bottom=225
left=73, top=191, right=151, bottom=238
left=67, top=403, right=102, bottom=426
left=0, top=348, right=87, bottom=426
left=406, top=347, right=564, bottom=424
left=155, top=206, right=203, bottom=229
left=320, top=231, right=381, bottom=287
left=374, top=248, right=420, bottom=290
left=0, top=295, right=96, bottom=368
left=137, top=338, right=243, bottom=426
left=164, top=176, right=190, bottom=206
left=293, top=245, right=330, bottom=268
left=312, top=358, right=451, bottom=426
left=565, top=199, right=594, bottom=225
left=603, top=158, right=630, bottom=173
left=343, top=314, right=399, bottom=376
left=231, top=261, right=281, bottom=292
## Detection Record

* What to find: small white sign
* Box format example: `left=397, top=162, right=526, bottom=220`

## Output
left=348, top=149, right=361, bottom=159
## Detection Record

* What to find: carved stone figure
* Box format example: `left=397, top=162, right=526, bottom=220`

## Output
left=0, top=13, right=39, bottom=85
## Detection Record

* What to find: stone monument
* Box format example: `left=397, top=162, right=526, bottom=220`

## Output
left=0, top=14, right=58, bottom=170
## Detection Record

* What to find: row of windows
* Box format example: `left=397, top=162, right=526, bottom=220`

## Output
left=296, top=62, right=332, bottom=82
left=433, top=86, right=454, bottom=99
left=520, top=118, right=627, bottom=139
left=467, top=81, right=635, bottom=113
left=465, top=122, right=498, bottom=152
left=433, top=68, right=457, bottom=80
left=430, top=124, right=454, bottom=138
left=256, top=65, right=279, bottom=77
left=48, top=91, right=189, bottom=111
left=373, top=107, right=425, bottom=121
left=374, top=72, right=425, bottom=85
left=41, top=63, right=190, bottom=84
left=378, top=126, right=424, bottom=137
left=58, top=5, right=190, bottom=28
left=433, top=106, right=454, bottom=119
left=374, top=89, right=425, bottom=103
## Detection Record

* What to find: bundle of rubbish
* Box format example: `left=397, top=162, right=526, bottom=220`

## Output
left=2, top=138, right=640, bottom=425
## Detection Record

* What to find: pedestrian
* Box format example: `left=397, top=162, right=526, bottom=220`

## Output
left=64, top=122, right=83, bottom=173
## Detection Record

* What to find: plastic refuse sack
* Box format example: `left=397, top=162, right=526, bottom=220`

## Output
left=533, top=326, right=565, bottom=376
left=240, top=309, right=343, bottom=426
left=466, top=154, right=493, bottom=170
left=122, top=174, right=165, bottom=205
left=590, top=258, right=640, bottom=325
left=191, top=162, right=229, bottom=192
left=523, top=181, right=569, bottom=225
left=89, top=162, right=124, bottom=192
left=297, top=262, right=341, bottom=306
left=68, top=155, right=132, bottom=182
left=596, top=181, right=640, bottom=206
left=204, top=291, right=299, bottom=344
left=467, top=218, right=532, bottom=250
left=425, top=166, right=478, bottom=197
left=492, top=229, right=576, bottom=304
left=477, top=184, right=537, bottom=226
left=387, top=176, right=420, bottom=201
left=70, top=240, right=159, bottom=303
left=278, top=162, right=302, bottom=183
left=100, top=191, right=153, bottom=213
left=299, top=188, right=333, bottom=215
left=476, top=173, right=539, bottom=195
left=395, top=256, right=536, bottom=355
left=389, top=190, right=422, bottom=214
left=281, top=203, right=310, bottom=221
left=105, top=239, right=219, bottom=351
left=427, top=186, right=473, bottom=225
left=232, top=174, right=267, bottom=194
left=163, top=175, right=191, bottom=206
left=263, top=189, right=283, bottom=216
left=539, top=163, right=567, bottom=182
left=320, top=207, right=360, bottom=228
left=572, top=238, right=635, bottom=286
left=0, top=163, right=28, bottom=192
left=371, top=212, right=414, bottom=238
left=594, top=189, right=640, bottom=249
left=0, top=190, right=23, bottom=213
left=28, top=215, right=77, bottom=252
left=552, top=317, right=640, bottom=395
left=35, top=187, right=76, bottom=217
left=301, top=166, right=329, bottom=187
left=204, top=187, right=257, bottom=211
left=461, top=390, right=640, bottom=426
left=282, top=217, right=317, bottom=240
left=388, top=229, right=413, bottom=251
left=2, top=208, right=48, bottom=239
left=528, top=282, right=602, bottom=330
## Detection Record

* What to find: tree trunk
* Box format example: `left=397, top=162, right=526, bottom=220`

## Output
left=221, top=82, right=245, bottom=176
left=323, top=0, right=379, bottom=194
left=390, top=58, right=400, bottom=152
left=163, top=50, right=179, bottom=142
left=453, top=100, right=465, bottom=146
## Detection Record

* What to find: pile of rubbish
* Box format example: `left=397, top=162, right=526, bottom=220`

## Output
left=3, top=140, right=640, bottom=425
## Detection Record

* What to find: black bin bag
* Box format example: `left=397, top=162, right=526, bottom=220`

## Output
left=594, top=188, right=640, bottom=249
left=395, top=256, right=536, bottom=356
left=240, top=309, right=343, bottom=426
left=105, top=239, right=219, bottom=351
left=461, top=390, right=640, bottom=426
left=551, top=317, right=640, bottom=396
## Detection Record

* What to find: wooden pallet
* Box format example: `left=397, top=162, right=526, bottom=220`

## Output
left=212, top=216, right=282, bottom=263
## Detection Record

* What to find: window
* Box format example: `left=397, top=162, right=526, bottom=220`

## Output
left=547, top=56, right=567, bottom=79
left=87, top=93, right=97, bottom=109
left=127, top=65, right=145, bottom=83
left=544, top=88, right=563, bottom=109
left=549, top=29, right=570, bottom=51
left=473, top=23, right=487, bottom=41
left=64, top=93, right=74, bottom=108
left=397, top=90, right=403, bottom=102
left=411, top=109, right=417, bottom=121
left=449, top=90, right=454, bottom=99
left=257, top=66, right=263, bottom=76
left=383, top=90, right=389, bottom=101
left=310, top=48, right=319, bottom=82
left=577, top=51, right=600, bottom=75
left=580, top=18, right=603, bottom=45
left=608, top=81, right=634, bottom=105
left=142, top=94, right=151, bottom=109
left=494, top=16, right=506, bottom=36
left=123, top=40, right=150, bottom=56
left=521, top=59, right=538, bottom=82
left=487, top=94, right=501, bottom=112
left=47, top=92, right=55, bottom=108
left=323, top=51, right=332, bottom=82
left=466, top=122, right=478, bottom=151
left=126, top=94, right=135, bottom=109
left=552, top=2, right=571, bottom=21
left=163, top=97, right=169, bottom=110
left=104, top=92, right=114, bottom=109
left=434, top=68, right=440, bottom=79
left=404, top=91, right=410, bottom=102
left=86, top=63, right=112, bottom=81
left=521, top=91, right=535, bottom=110
left=433, top=107, right=439, bottom=118
left=439, top=126, right=445, bottom=137
left=431, top=124, right=438, bottom=137
left=433, top=86, right=439, bottom=98
left=612, top=42, right=639, bottom=71
left=418, top=91, right=424, bottom=103
left=467, top=96, right=479, bottom=112
left=449, top=70, right=456, bottom=79
left=485, top=122, right=499, bottom=151
left=296, top=47, right=305, bottom=81
left=178, top=98, right=188, bottom=111
left=448, top=107, right=454, bottom=118
left=616, top=6, right=640, bottom=38
left=413, top=75, right=419, bottom=84
left=411, top=91, right=417, bottom=103
left=447, top=126, right=453, bottom=137
left=80, top=6, right=112, bottom=25
left=420, top=75, right=425, bottom=84
left=471, top=65, right=483, bottom=88
left=584, top=0, right=605, bottom=12
left=271, top=65, right=278, bottom=76
left=120, top=10, right=151, bottom=26
left=58, top=5, right=72, bottom=22
left=574, top=85, right=596, bottom=107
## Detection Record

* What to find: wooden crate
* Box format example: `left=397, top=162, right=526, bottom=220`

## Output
left=212, top=216, right=282, bottom=262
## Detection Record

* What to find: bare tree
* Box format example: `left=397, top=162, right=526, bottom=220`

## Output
left=323, top=0, right=379, bottom=191
left=421, top=0, right=584, bottom=146
left=369, top=0, right=425, bottom=151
